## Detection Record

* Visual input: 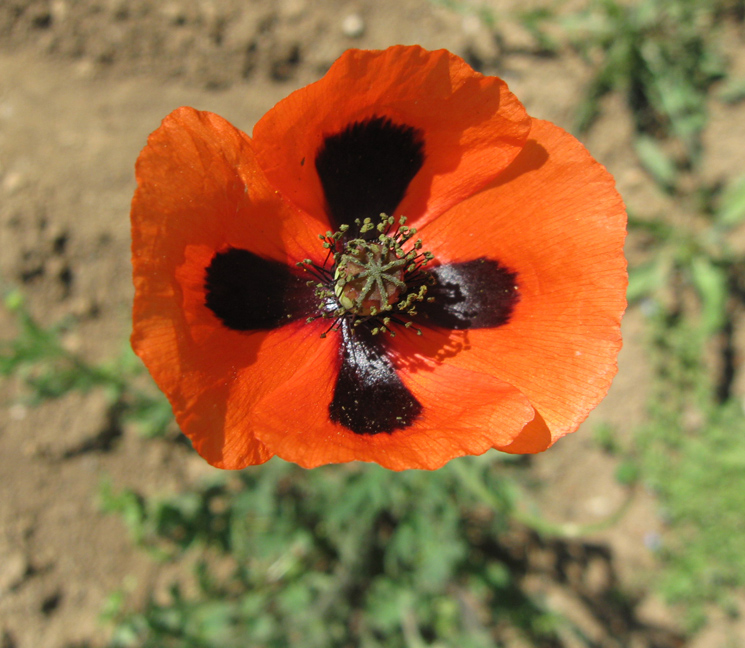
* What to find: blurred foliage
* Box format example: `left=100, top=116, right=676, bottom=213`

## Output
left=531, top=0, right=728, bottom=175
left=629, top=312, right=745, bottom=631
left=625, top=169, right=745, bottom=340
left=99, top=457, right=566, bottom=648
left=567, top=0, right=726, bottom=165
left=0, top=288, right=173, bottom=437
left=1, top=288, right=115, bottom=399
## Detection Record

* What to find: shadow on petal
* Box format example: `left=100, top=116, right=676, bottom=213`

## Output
left=497, top=409, right=553, bottom=454
left=384, top=326, right=472, bottom=375
left=489, top=139, right=549, bottom=189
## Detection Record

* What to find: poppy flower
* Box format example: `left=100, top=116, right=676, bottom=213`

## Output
left=131, top=45, right=626, bottom=471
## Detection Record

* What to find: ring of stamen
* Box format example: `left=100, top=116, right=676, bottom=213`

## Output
left=296, top=214, right=436, bottom=337
left=334, top=242, right=407, bottom=315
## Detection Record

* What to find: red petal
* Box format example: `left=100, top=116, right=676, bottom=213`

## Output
left=251, top=326, right=535, bottom=471
left=252, top=45, right=530, bottom=229
left=131, top=107, right=325, bottom=468
left=132, top=107, right=321, bottom=267
left=420, top=119, right=627, bottom=450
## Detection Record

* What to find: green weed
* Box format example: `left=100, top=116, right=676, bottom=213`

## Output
left=1, top=288, right=173, bottom=438
left=630, top=312, right=745, bottom=631
left=100, top=457, right=562, bottom=648
left=532, top=0, right=728, bottom=176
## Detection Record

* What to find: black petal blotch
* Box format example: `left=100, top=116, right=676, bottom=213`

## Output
left=315, top=116, right=425, bottom=237
left=329, top=321, right=422, bottom=434
left=417, top=258, right=520, bottom=329
left=205, top=247, right=315, bottom=330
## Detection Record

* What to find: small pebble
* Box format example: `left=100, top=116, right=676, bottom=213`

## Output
left=51, top=0, right=68, bottom=21
left=342, top=13, right=365, bottom=39
left=461, top=13, right=481, bottom=36
left=280, top=0, right=307, bottom=19
left=0, top=551, right=28, bottom=594
left=9, top=404, right=27, bottom=421
left=2, top=171, right=24, bottom=194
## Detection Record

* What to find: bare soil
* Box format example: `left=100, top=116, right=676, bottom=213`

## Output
left=0, top=2, right=743, bottom=647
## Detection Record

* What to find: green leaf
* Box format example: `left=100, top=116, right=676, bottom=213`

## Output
left=716, top=176, right=745, bottom=228
left=627, top=259, right=666, bottom=302
left=690, top=256, right=728, bottom=336
left=634, top=135, right=678, bottom=191
left=718, top=77, right=745, bottom=104
left=615, top=461, right=639, bottom=486
left=3, top=288, right=24, bottom=312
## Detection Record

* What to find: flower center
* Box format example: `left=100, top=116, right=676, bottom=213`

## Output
left=297, top=214, right=435, bottom=337
left=334, top=242, right=406, bottom=315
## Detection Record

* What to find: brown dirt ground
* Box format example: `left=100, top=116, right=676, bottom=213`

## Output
left=1, top=1, right=744, bottom=647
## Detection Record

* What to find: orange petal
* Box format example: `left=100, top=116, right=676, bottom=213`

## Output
left=133, top=294, right=329, bottom=468
left=131, top=107, right=328, bottom=468
left=252, top=45, right=530, bottom=229
left=499, top=410, right=553, bottom=454
left=251, top=327, right=535, bottom=471
left=420, top=119, right=627, bottom=448
left=132, top=106, right=322, bottom=268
